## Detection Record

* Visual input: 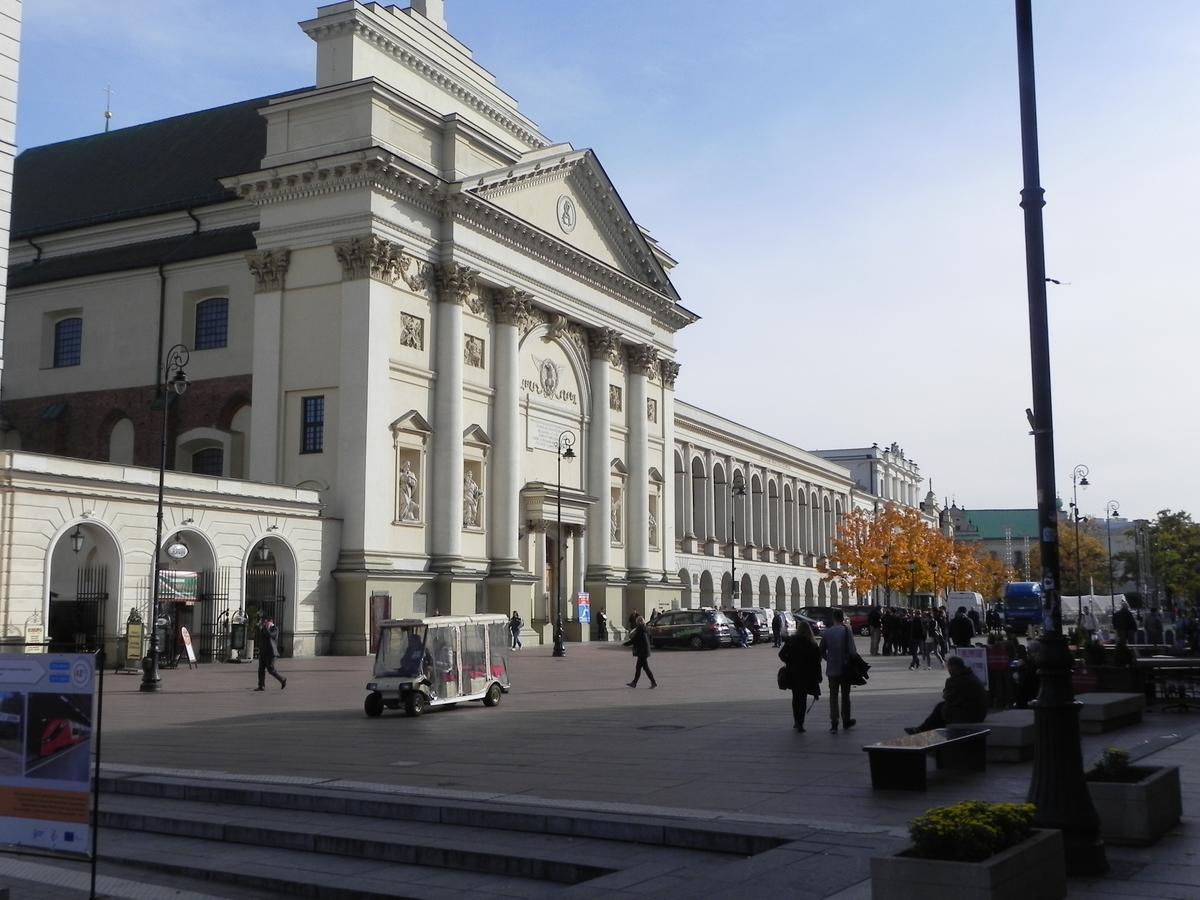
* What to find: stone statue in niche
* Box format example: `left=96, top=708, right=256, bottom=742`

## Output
left=464, top=335, right=484, bottom=368
left=649, top=507, right=657, bottom=546
left=398, top=459, right=420, bottom=522
left=463, top=469, right=483, bottom=528
left=610, top=490, right=622, bottom=543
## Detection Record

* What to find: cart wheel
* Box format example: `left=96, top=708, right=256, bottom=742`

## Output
left=364, top=691, right=384, bottom=718
left=404, top=692, right=429, bottom=717
left=483, top=683, right=502, bottom=707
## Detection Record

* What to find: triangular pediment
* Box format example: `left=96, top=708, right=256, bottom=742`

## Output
left=465, top=146, right=677, bottom=299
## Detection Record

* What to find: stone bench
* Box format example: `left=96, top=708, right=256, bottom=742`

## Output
left=949, top=709, right=1035, bottom=762
left=1078, top=691, right=1144, bottom=733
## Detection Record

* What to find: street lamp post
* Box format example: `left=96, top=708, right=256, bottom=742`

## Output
left=949, top=555, right=959, bottom=592
left=140, top=344, right=190, bottom=693
left=1105, top=501, right=1119, bottom=615
left=932, top=561, right=941, bottom=609
left=908, top=559, right=917, bottom=610
left=1013, top=0, right=1107, bottom=873
left=1070, top=463, right=1090, bottom=616
left=727, top=480, right=746, bottom=604
left=882, top=551, right=892, bottom=607
left=552, top=431, right=576, bottom=658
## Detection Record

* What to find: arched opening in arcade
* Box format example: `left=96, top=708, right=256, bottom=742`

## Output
left=45, top=521, right=121, bottom=653
left=245, top=535, right=298, bottom=658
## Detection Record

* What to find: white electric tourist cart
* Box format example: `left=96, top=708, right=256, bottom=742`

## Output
left=364, top=613, right=511, bottom=717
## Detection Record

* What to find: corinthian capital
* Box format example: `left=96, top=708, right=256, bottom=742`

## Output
left=333, top=235, right=403, bottom=282
left=245, top=249, right=291, bottom=292
left=587, top=326, right=622, bottom=363
left=436, top=263, right=478, bottom=305
left=659, top=359, right=681, bottom=388
left=493, top=287, right=532, bottom=325
left=627, top=343, right=659, bottom=376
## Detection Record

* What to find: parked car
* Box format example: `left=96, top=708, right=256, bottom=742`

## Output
left=845, top=605, right=872, bottom=636
left=647, top=609, right=733, bottom=649
left=726, top=607, right=772, bottom=643
left=800, top=606, right=834, bottom=630
left=792, top=610, right=827, bottom=635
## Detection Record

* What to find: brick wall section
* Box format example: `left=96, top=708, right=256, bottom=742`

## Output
left=0, top=374, right=252, bottom=467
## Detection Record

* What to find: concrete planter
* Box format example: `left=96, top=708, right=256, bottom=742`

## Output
left=871, top=827, right=1064, bottom=900
left=1087, top=765, right=1181, bottom=845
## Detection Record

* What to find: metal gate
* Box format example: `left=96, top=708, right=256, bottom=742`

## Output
left=196, top=568, right=233, bottom=662
left=48, top=566, right=108, bottom=652
left=245, top=565, right=289, bottom=657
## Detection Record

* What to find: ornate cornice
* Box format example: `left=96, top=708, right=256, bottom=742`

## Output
left=436, top=264, right=478, bottom=305
left=493, top=287, right=532, bottom=326
left=627, top=344, right=659, bottom=376
left=245, top=249, right=291, bottom=292
left=301, top=15, right=547, bottom=151
left=660, top=360, right=681, bottom=388
left=587, top=327, right=623, bottom=364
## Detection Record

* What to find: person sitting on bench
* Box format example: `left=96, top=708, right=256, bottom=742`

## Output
left=905, top=656, right=988, bottom=734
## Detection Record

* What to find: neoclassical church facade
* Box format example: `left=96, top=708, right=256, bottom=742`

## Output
left=0, top=2, right=935, bottom=657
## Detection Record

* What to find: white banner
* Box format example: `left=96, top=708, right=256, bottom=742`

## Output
left=954, top=646, right=989, bottom=689
left=0, top=654, right=95, bottom=855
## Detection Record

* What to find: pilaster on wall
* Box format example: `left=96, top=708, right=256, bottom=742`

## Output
left=247, top=249, right=290, bottom=484
left=586, top=327, right=620, bottom=580
left=625, top=343, right=656, bottom=582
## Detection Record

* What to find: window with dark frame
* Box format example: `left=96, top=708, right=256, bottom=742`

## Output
left=194, top=297, right=229, bottom=350
left=53, top=317, right=82, bottom=367
left=191, top=447, right=224, bottom=476
left=301, top=395, right=325, bottom=454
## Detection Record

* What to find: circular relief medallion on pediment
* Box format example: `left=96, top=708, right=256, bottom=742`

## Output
left=556, top=195, right=577, bottom=234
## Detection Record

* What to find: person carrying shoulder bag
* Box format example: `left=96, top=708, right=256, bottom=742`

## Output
left=819, top=608, right=860, bottom=733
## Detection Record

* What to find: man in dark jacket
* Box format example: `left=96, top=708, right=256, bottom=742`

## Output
left=1112, top=601, right=1137, bottom=646
left=867, top=605, right=882, bottom=656
left=948, top=607, right=975, bottom=648
left=256, top=618, right=287, bottom=691
left=623, top=615, right=657, bottom=688
left=906, top=656, right=987, bottom=733
left=772, top=610, right=784, bottom=648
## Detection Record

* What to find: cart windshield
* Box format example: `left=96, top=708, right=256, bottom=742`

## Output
left=374, top=625, right=428, bottom=678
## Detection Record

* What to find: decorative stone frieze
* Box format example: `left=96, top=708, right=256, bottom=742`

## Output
left=660, top=360, right=681, bottom=388
left=397, top=249, right=432, bottom=293
left=493, top=288, right=532, bottom=326
left=464, top=335, right=485, bottom=368
left=436, top=263, right=478, bottom=305
left=333, top=235, right=405, bottom=282
left=627, top=344, right=659, bottom=376
left=588, top=327, right=622, bottom=364
left=609, top=385, right=623, bottom=412
left=245, top=249, right=291, bottom=292
left=647, top=398, right=658, bottom=423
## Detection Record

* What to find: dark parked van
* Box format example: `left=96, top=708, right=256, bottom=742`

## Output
left=647, top=609, right=733, bottom=649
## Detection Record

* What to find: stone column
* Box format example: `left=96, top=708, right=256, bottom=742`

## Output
left=431, top=263, right=476, bottom=571
left=586, top=328, right=620, bottom=579
left=572, top=525, right=586, bottom=598
left=703, top=449, right=716, bottom=550
left=489, top=288, right=530, bottom=574
left=660, top=362, right=679, bottom=579
left=246, top=249, right=290, bottom=483
left=625, top=344, right=657, bottom=582
left=790, top=477, right=801, bottom=561
left=681, top=440, right=694, bottom=539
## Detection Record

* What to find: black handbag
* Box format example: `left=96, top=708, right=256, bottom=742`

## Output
left=844, top=626, right=870, bottom=686
left=777, top=665, right=791, bottom=691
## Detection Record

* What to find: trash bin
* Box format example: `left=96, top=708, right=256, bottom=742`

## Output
left=230, top=622, right=246, bottom=652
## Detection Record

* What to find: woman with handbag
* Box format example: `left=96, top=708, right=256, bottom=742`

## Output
left=779, top=621, right=822, bottom=731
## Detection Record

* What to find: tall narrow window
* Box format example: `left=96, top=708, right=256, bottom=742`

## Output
left=194, top=298, right=229, bottom=350
left=191, top=447, right=224, bottom=476
left=53, top=317, right=82, bottom=367
left=301, top=396, right=325, bottom=454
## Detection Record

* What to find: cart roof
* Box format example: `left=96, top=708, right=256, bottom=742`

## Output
left=379, top=614, right=510, bottom=627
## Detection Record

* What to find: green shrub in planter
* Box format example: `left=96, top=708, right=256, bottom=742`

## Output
left=1090, top=747, right=1132, bottom=782
left=909, top=801, right=1036, bottom=863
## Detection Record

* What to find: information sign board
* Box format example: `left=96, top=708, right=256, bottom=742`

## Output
left=955, top=646, right=990, bottom=689
left=577, top=593, right=591, bottom=625
left=0, top=653, right=95, bottom=855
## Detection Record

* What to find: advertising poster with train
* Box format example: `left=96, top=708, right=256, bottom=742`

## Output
left=0, top=654, right=95, bottom=854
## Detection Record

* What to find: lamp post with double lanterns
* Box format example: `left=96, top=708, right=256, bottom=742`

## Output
left=1070, top=463, right=1090, bottom=617
left=1105, top=501, right=1119, bottom=615
left=1013, top=0, right=1107, bottom=873
left=552, top=431, right=576, bottom=658
left=140, top=344, right=190, bottom=693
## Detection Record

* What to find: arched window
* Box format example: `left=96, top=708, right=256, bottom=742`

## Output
left=54, top=317, right=82, bottom=367
left=194, top=298, right=229, bottom=350
left=191, top=447, right=224, bottom=476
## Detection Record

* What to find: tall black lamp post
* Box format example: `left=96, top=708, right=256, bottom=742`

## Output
left=1013, top=0, right=1107, bottom=873
left=908, top=559, right=917, bottom=609
left=552, top=430, right=575, bottom=658
left=140, top=344, right=190, bottom=693
left=1105, top=501, right=1119, bottom=615
left=1070, top=463, right=1090, bottom=615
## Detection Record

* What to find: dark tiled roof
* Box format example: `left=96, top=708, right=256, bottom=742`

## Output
left=9, top=227, right=258, bottom=288
left=12, top=90, right=306, bottom=239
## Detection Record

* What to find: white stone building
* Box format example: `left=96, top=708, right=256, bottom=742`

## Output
left=0, top=2, right=908, bottom=657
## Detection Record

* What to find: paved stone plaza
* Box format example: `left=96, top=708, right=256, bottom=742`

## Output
left=3, top=644, right=1199, bottom=897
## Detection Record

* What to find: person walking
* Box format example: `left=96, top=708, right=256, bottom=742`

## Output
left=949, top=606, right=974, bottom=648
left=772, top=609, right=784, bottom=648
left=867, top=605, right=882, bottom=656
left=779, top=622, right=822, bottom=731
left=623, top=614, right=657, bottom=688
left=819, top=608, right=859, bottom=733
left=509, top=610, right=523, bottom=650
left=1112, top=600, right=1137, bottom=646
left=256, top=617, right=286, bottom=691
left=905, top=656, right=988, bottom=733
left=907, top=613, right=924, bottom=671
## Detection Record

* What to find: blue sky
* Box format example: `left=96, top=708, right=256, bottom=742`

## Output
left=15, top=1, right=1200, bottom=521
